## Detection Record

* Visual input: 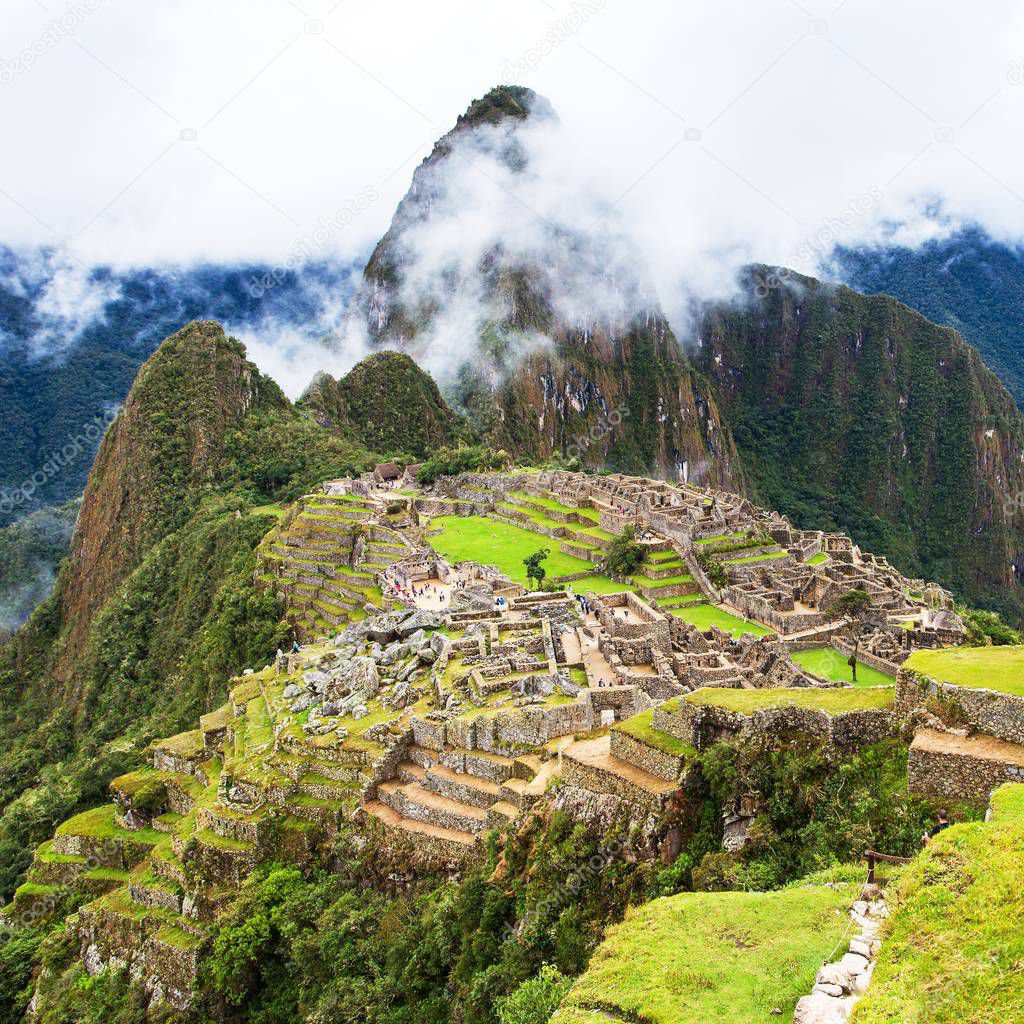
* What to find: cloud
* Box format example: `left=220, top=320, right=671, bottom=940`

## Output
left=1, top=0, right=1023, bottom=382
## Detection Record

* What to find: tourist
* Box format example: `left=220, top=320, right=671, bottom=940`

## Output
left=922, top=809, right=952, bottom=846
left=291, top=640, right=301, bottom=654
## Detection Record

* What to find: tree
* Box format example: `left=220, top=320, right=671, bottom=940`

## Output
left=827, top=588, right=873, bottom=682
left=523, top=548, right=550, bottom=591
left=606, top=526, right=647, bottom=577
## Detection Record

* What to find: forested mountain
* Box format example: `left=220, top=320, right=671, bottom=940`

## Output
left=833, top=226, right=1024, bottom=407
left=0, top=249, right=359, bottom=527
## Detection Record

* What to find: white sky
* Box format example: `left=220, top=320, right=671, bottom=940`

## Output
left=2, top=0, right=1024, bottom=297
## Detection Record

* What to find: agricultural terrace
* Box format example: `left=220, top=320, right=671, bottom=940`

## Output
left=904, top=646, right=1024, bottom=698
left=670, top=603, right=773, bottom=638
left=681, top=685, right=895, bottom=715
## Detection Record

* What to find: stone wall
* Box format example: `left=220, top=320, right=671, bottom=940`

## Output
left=609, top=729, right=688, bottom=783
left=908, top=729, right=1024, bottom=802
left=896, top=670, right=1024, bottom=745
left=653, top=699, right=898, bottom=752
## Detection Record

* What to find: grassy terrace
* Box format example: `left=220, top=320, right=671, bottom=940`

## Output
left=853, top=784, right=1024, bottom=1024
left=670, top=603, right=772, bottom=637
left=507, top=490, right=601, bottom=522
left=613, top=709, right=695, bottom=759
left=550, top=884, right=855, bottom=1024
left=429, top=515, right=593, bottom=584
left=682, top=685, right=894, bottom=714
left=904, top=646, right=1024, bottom=698
left=792, top=647, right=896, bottom=687
left=571, top=575, right=638, bottom=595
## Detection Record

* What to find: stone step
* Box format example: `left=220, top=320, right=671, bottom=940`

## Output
left=560, top=735, right=679, bottom=812
left=423, top=764, right=502, bottom=809
left=378, top=780, right=490, bottom=834
left=396, top=761, right=427, bottom=784
left=440, top=747, right=517, bottom=784
left=909, top=727, right=1024, bottom=801
left=486, top=801, right=520, bottom=829
left=406, top=745, right=440, bottom=770
left=360, top=800, right=477, bottom=849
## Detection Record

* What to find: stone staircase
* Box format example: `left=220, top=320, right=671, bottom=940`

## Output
left=361, top=743, right=547, bottom=856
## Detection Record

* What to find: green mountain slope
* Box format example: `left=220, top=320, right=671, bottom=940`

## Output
left=834, top=226, right=1024, bottom=408
left=0, top=321, right=382, bottom=898
left=694, top=268, right=1024, bottom=620
left=301, top=350, right=468, bottom=458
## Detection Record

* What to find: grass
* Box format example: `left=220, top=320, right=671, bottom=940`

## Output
left=568, top=667, right=589, bottom=688
left=613, top=709, right=696, bottom=759
left=685, top=685, right=895, bottom=714
left=508, top=490, right=601, bottom=522
left=904, top=646, right=1024, bottom=697
left=792, top=647, right=895, bottom=687
left=808, top=552, right=829, bottom=565
left=571, top=575, right=638, bottom=595
left=428, top=515, right=595, bottom=585
left=550, top=885, right=855, bottom=1024
left=852, top=783, right=1024, bottom=1024
left=670, top=603, right=772, bottom=638
left=55, top=804, right=163, bottom=844
left=723, top=551, right=788, bottom=565
left=630, top=572, right=695, bottom=589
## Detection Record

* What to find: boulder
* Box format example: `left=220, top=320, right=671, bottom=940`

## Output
left=283, top=683, right=301, bottom=699
left=367, top=612, right=405, bottom=644
left=379, top=641, right=409, bottom=666
left=837, top=953, right=870, bottom=977
left=303, top=670, right=330, bottom=694
left=794, top=994, right=851, bottom=1024
left=396, top=609, right=443, bottom=637
left=289, top=694, right=318, bottom=714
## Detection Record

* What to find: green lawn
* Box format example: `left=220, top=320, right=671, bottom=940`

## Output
left=853, top=783, right=1024, bottom=1024
left=684, top=685, right=894, bottom=714
left=670, top=603, right=772, bottom=637
left=571, top=575, right=637, bottom=595
left=904, top=646, right=1024, bottom=697
left=550, top=885, right=855, bottom=1024
left=792, top=647, right=895, bottom=687
left=808, top=552, right=829, bottom=565
left=428, top=515, right=595, bottom=585
left=630, top=571, right=695, bottom=589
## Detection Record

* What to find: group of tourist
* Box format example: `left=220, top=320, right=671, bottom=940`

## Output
left=573, top=593, right=596, bottom=617
left=381, top=569, right=450, bottom=606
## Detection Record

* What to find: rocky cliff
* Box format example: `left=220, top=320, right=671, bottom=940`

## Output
left=694, top=268, right=1024, bottom=618
left=345, top=85, right=740, bottom=486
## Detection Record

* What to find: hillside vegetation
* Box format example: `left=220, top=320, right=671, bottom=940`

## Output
left=853, top=784, right=1024, bottom=1023
left=0, top=322, right=384, bottom=900
left=696, top=268, right=1024, bottom=621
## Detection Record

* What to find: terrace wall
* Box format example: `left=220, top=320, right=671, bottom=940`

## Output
left=908, top=732, right=1024, bottom=802
left=609, top=729, right=689, bottom=783
left=896, top=670, right=1024, bottom=745
left=652, top=699, right=898, bottom=752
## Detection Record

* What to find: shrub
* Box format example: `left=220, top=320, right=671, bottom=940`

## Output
left=495, top=964, right=573, bottom=1024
